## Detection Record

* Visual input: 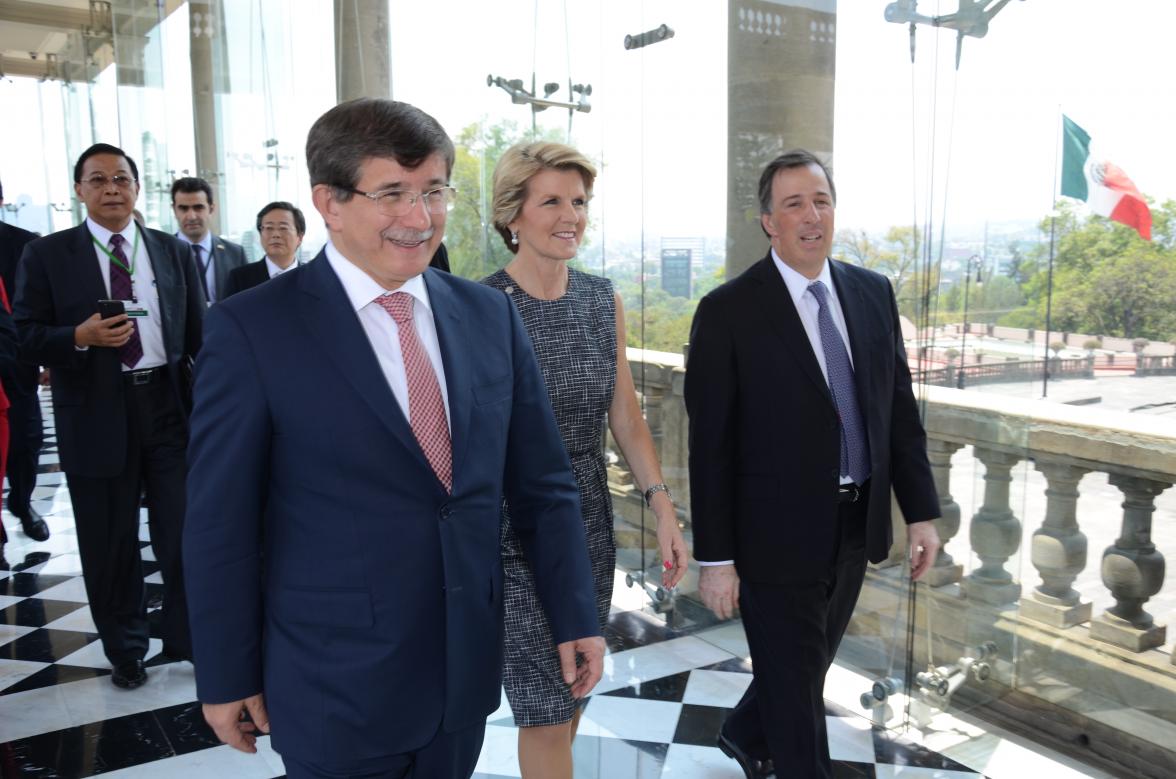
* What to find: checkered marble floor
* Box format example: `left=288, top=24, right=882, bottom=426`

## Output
left=0, top=396, right=1112, bottom=778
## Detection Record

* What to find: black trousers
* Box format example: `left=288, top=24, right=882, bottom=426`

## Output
left=65, top=378, right=191, bottom=666
left=5, top=383, right=43, bottom=521
left=280, top=720, right=486, bottom=779
left=723, top=495, right=870, bottom=778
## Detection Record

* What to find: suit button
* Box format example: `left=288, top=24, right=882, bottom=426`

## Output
left=440, top=506, right=451, bottom=520
left=830, top=468, right=839, bottom=479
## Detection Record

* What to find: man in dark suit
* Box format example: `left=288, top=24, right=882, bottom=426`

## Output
left=685, top=150, right=941, bottom=778
left=224, top=201, right=305, bottom=297
left=171, top=177, right=247, bottom=304
left=184, top=98, right=604, bottom=779
left=0, top=182, right=48, bottom=543
left=14, top=143, right=204, bottom=689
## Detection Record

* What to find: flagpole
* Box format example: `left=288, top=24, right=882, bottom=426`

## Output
left=1042, top=107, right=1062, bottom=399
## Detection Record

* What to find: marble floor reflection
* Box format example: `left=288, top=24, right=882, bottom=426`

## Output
left=0, top=397, right=1112, bottom=778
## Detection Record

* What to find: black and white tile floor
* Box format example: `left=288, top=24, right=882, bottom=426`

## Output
left=0, top=397, right=1111, bottom=777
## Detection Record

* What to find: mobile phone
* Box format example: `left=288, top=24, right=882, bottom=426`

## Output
left=97, top=299, right=126, bottom=319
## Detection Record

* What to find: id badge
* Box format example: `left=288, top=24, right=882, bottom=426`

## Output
left=124, top=305, right=149, bottom=318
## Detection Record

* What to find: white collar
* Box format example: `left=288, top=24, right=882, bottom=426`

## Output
left=324, top=241, right=433, bottom=315
left=86, top=216, right=138, bottom=248
left=771, top=247, right=835, bottom=309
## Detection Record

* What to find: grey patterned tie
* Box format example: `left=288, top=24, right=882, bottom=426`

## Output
left=807, top=280, right=870, bottom=484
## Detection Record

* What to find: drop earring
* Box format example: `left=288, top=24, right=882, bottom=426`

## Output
left=510, top=230, right=519, bottom=245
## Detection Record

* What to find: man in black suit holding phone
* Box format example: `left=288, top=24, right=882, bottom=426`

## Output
left=13, top=143, right=204, bottom=689
left=685, top=150, right=940, bottom=778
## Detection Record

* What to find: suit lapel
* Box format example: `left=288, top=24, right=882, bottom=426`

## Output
left=211, top=236, right=232, bottom=299
left=748, top=256, right=835, bottom=409
left=295, top=250, right=430, bottom=473
left=423, top=269, right=471, bottom=488
left=75, top=224, right=113, bottom=305
left=828, top=260, right=871, bottom=391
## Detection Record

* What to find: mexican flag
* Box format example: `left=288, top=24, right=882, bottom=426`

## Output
left=1060, top=115, right=1152, bottom=240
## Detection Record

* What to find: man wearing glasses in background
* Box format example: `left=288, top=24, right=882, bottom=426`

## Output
left=224, top=201, right=306, bottom=297
left=185, top=98, right=604, bottom=778
left=13, top=143, right=205, bottom=689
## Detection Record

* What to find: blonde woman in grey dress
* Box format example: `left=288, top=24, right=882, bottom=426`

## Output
left=482, top=142, right=689, bottom=778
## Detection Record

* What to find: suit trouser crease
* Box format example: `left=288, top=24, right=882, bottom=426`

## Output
left=724, top=498, right=869, bottom=777
left=65, top=379, right=190, bottom=665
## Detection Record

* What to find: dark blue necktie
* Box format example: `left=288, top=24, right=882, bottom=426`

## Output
left=193, top=244, right=212, bottom=302
left=808, top=280, right=870, bottom=485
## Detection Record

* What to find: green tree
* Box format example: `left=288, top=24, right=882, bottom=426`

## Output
left=444, top=120, right=563, bottom=280
left=1002, top=199, right=1176, bottom=340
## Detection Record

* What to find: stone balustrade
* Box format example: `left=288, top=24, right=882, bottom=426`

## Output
left=614, top=351, right=1176, bottom=659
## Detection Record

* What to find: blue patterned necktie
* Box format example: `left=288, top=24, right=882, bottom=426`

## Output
left=807, top=280, right=870, bottom=485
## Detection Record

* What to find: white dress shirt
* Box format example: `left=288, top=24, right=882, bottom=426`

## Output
left=176, top=231, right=215, bottom=302
left=86, top=217, right=167, bottom=370
left=264, top=256, right=298, bottom=279
left=324, top=241, right=451, bottom=430
left=771, top=249, right=856, bottom=376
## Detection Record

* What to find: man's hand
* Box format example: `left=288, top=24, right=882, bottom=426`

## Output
left=557, top=635, right=605, bottom=699
left=75, top=312, right=134, bottom=348
left=203, top=693, right=270, bottom=753
left=908, top=521, right=941, bottom=581
left=699, top=564, right=740, bottom=620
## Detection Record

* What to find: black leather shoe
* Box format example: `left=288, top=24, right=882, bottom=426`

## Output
left=717, top=729, right=775, bottom=778
left=111, top=660, right=147, bottom=689
left=161, top=645, right=192, bottom=663
left=20, top=516, right=49, bottom=542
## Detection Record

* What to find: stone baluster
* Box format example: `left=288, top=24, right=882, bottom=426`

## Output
left=923, top=438, right=965, bottom=586
left=1020, top=461, right=1092, bottom=628
left=962, top=448, right=1023, bottom=605
left=1090, top=475, right=1171, bottom=652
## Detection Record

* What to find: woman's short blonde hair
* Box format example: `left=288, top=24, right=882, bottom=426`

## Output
left=492, top=142, right=597, bottom=253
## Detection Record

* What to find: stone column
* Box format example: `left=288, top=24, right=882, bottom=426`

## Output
left=1019, top=461, right=1091, bottom=628
left=1090, top=475, right=1170, bottom=652
left=189, top=0, right=229, bottom=215
left=726, top=0, right=835, bottom=279
left=961, top=449, right=1023, bottom=606
left=335, top=0, right=391, bottom=102
left=923, top=438, right=964, bottom=586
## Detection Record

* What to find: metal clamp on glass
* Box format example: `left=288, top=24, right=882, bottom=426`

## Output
left=642, top=483, right=671, bottom=507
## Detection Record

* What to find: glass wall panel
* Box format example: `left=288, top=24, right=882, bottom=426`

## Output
left=2, top=1, right=1173, bottom=775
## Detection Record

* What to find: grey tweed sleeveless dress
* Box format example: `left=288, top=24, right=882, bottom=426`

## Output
left=482, top=267, right=617, bottom=727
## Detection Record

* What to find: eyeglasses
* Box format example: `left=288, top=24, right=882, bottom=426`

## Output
left=82, top=174, right=137, bottom=189
left=344, top=186, right=457, bottom=217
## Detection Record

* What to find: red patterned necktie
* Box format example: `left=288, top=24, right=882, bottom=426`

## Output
left=108, top=233, right=143, bottom=369
left=376, top=292, right=453, bottom=492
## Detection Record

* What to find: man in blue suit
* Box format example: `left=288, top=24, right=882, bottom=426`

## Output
left=184, top=99, right=605, bottom=779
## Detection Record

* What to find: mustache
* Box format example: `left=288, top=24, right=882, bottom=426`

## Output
left=381, top=227, right=434, bottom=243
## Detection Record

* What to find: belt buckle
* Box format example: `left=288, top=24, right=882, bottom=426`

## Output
left=129, top=368, right=153, bottom=386
left=840, top=483, right=860, bottom=503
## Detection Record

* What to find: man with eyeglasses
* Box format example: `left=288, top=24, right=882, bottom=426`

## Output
left=13, top=142, right=205, bottom=690
left=224, top=201, right=306, bottom=297
left=170, top=177, right=247, bottom=305
left=184, top=98, right=604, bottom=778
